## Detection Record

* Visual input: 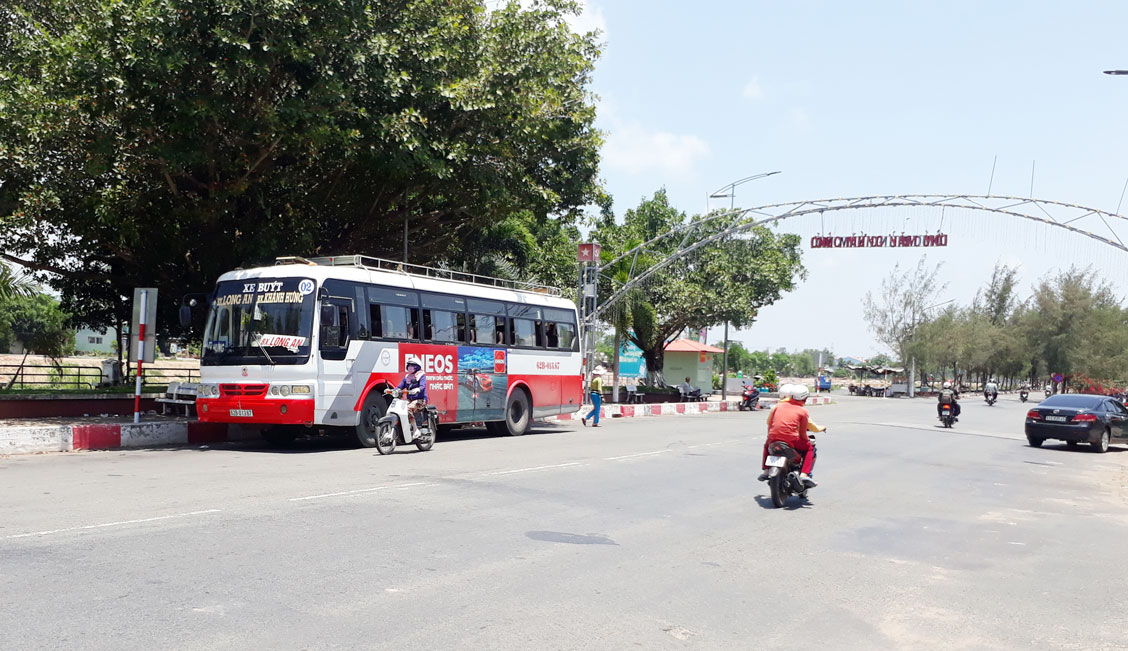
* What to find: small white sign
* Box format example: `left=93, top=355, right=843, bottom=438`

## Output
left=298, top=279, right=315, bottom=295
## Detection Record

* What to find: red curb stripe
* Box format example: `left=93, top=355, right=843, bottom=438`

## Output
left=72, top=424, right=121, bottom=450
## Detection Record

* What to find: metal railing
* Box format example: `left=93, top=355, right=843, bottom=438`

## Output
left=0, top=364, right=102, bottom=390
left=298, top=255, right=564, bottom=297
left=0, top=363, right=199, bottom=391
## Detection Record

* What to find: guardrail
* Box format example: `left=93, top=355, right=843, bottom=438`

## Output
left=0, top=364, right=102, bottom=390
left=0, top=363, right=199, bottom=391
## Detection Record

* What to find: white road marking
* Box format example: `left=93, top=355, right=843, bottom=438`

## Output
left=1008, top=542, right=1026, bottom=546
left=482, top=462, right=583, bottom=476
left=4, top=509, right=222, bottom=540
left=604, top=450, right=672, bottom=461
left=289, top=482, right=432, bottom=502
left=685, top=440, right=740, bottom=449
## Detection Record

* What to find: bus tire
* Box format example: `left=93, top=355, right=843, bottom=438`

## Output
left=356, top=390, right=387, bottom=448
left=505, top=388, right=531, bottom=436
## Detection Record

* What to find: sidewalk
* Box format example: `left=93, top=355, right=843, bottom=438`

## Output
left=0, top=396, right=835, bottom=456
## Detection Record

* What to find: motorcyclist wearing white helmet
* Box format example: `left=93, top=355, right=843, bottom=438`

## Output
left=937, top=380, right=960, bottom=420
left=984, top=378, right=999, bottom=402
left=758, top=384, right=820, bottom=488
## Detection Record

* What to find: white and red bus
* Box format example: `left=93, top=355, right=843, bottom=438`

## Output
left=195, top=255, right=582, bottom=445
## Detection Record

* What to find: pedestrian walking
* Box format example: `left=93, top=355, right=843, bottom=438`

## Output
left=582, top=369, right=604, bottom=427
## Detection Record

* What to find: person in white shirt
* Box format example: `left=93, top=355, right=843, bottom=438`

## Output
left=680, top=377, right=701, bottom=399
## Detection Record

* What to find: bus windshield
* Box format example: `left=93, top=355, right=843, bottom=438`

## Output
left=201, top=277, right=316, bottom=366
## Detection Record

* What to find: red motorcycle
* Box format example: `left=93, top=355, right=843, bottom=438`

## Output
left=737, top=383, right=760, bottom=411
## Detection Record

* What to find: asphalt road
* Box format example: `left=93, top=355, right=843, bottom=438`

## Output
left=3, top=393, right=1128, bottom=650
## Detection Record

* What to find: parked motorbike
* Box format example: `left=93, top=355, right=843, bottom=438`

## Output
left=939, top=403, right=956, bottom=428
left=984, top=391, right=997, bottom=406
left=737, top=383, right=760, bottom=411
left=375, top=387, right=437, bottom=455
left=1019, top=389, right=1029, bottom=403
left=764, top=435, right=817, bottom=508
left=1045, top=387, right=1052, bottom=398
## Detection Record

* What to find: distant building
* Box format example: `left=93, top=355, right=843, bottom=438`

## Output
left=74, top=327, right=119, bottom=356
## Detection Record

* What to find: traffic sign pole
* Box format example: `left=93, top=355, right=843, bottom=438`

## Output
left=134, top=290, right=147, bottom=424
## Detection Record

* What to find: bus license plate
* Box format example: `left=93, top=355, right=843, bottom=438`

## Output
left=1045, top=415, right=1067, bottom=422
left=229, top=409, right=254, bottom=418
left=765, top=455, right=787, bottom=467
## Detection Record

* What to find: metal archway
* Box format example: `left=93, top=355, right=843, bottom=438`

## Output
left=590, top=193, right=1128, bottom=324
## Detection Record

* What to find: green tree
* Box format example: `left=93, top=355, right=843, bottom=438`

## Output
left=593, top=191, right=805, bottom=383
left=0, top=291, right=76, bottom=388
left=0, top=0, right=603, bottom=334
left=0, top=261, right=36, bottom=301
left=863, top=257, right=946, bottom=365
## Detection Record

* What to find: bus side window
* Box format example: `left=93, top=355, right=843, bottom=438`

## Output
left=534, top=320, right=545, bottom=348
left=554, top=321, right=576, bottom=350
left=496, top=318, right=508, bottom=345
left=545, top=323, right=559, bottom=348
left=370, top=304, right=419, bottom=340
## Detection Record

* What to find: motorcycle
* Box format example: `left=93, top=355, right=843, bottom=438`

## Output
left=737, top=383, right=760, bottom=411
left=375, top=387, right=437, bottom=455
left=1045, top=387, right=1052, bottom=398
left=764, top=435, right=817, bottom=508
left=939, top=403, right=956, bottom=428
left=984, top=391, right=997, bottom=406
left=1019, top=389, right=1029, bottom=403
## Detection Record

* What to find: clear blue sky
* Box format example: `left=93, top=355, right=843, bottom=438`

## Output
left=572, top=0, right=1128, bottom=360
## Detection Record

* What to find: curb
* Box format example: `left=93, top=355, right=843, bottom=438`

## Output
left=545, top=396, right=833, bottom=422
left=0, top=397, right=837, bottom=455
left=3, top=421, right=236, bottom=455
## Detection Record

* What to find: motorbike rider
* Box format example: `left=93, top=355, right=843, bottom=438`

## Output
left=758, top=385, right=819, bottom=488
left=397, top=356, right=429, bottom=433
left=937, top=380, right=961, bottom=421
left=984, top=378, right=999, bottom=402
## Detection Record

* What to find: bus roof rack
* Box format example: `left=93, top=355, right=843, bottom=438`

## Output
left=275, top=256, right=317, bottom=266
left=305, top=255, right=563, bottom=297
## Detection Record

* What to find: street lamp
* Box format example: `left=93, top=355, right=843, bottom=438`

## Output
left=705, top=170, right=781, bottom=400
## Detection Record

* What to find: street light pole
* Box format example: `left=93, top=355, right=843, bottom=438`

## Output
left=705, top=171, right=781, bottom=402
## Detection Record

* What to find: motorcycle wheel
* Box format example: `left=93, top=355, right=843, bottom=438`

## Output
left=375, top=422, right=397, bottom=455
left=415, top=415, right=437, bottom=452
left=768, top=470, right=787, bottom=508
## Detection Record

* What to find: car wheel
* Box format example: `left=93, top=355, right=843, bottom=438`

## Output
left=1026, top=435, right=1043, bottom=448
left=1092, top=428, right=1111, bottom=453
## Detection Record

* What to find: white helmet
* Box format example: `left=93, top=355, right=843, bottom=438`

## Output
left=779, top=383, right=795, bottom=399
left=791, top=385, right=810, bottom=402
left=404, top=356, right=423, bottom=372
left=943, top=381, right=952, bottom=389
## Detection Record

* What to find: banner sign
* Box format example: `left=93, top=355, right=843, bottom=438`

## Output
left=809, top=233, right=948, bottom=249
left=618, top=341, right=646, bottom=379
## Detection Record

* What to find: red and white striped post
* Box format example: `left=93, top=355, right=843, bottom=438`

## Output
left=133, top=290, right=148, bottom=424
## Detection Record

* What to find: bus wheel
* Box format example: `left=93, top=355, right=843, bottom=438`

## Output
left=356, top=391, right=386, bottom=448
left=505, top=389, right=531, bottom=436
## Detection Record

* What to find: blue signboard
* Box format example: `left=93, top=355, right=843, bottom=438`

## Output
left=618, top=341, right=647, bottom=379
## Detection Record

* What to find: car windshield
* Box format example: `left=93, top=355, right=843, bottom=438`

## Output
left=201, top=277, right=316, bottom=366
left=1040, top=395, right=1104, bottom=410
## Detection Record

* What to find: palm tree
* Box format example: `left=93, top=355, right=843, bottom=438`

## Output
left=0, top=261, right=36, bottom=300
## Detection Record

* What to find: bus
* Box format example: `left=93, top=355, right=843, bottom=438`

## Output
left=194, top=255, right=582, bottom=446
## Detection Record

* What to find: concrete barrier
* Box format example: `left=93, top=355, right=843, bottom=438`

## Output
left=0, top=425, right=72, bottom=454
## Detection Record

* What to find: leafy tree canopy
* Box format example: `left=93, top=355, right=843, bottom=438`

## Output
left=0, top=0, right=603, bottom=332
left=593, top=190, right=805, bottom=381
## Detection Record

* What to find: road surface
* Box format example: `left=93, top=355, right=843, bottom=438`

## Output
left=2, top=393, right=1127, bottom=650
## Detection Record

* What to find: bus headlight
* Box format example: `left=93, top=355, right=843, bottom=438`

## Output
left=290, top=385, right=311, bottom=395
left=203, top=384, right=220, bottom=397
left=270, top=385, right=280, bottom=396
left=279, top=385, right=291, bottom=397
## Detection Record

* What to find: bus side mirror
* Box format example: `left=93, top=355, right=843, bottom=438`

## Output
left=179, top=305, right=192, bottom=328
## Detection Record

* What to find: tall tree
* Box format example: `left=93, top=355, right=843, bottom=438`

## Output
left=0, top=0, right=603, bottom=333
left=862, top=257, right=946, bottom=365
left=593, top=190, right=805, bottom=383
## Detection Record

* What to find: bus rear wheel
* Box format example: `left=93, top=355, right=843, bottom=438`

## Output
left=504, top=388, right=531, bottom=436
